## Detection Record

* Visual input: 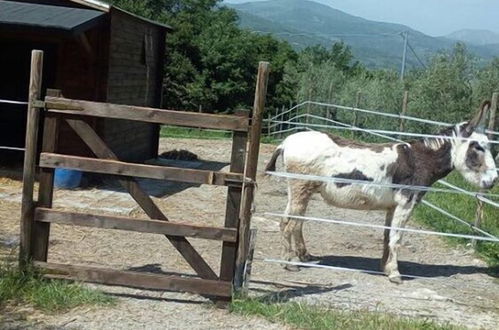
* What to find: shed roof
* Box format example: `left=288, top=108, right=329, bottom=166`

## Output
left=69, top=0, right=110, bottom=12
left=68, top=0, right=172, bottom=30
left=0, top=1, right=106, bottom=35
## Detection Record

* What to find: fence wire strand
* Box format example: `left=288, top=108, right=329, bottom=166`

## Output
left=0, top=99, right=28, bottom=105
left=263, top=212, right=499, bottom=242
left=262, top=259, right=437, bottom=280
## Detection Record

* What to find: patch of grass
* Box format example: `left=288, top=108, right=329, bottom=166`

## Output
left=160, top=126, right=231, bottom=140
left=0, top=261, right=115, bottom=312
left=413, top=172, right=499, bottom=268
left=231, top=298, right=460, bottom=330
left=160, top=126, right=286, bottom=145
left=261, top=136, right=281, bottom=144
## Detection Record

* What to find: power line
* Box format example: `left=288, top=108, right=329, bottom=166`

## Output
left=400, top=31, right=409, bottom=79
left=407, top=41, right=428, bottom=69
left=251, top=30, right=403, bottom=38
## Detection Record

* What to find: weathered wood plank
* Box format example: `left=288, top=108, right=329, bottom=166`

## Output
left=39, top=153, right=244, bottom=187
left=65, top=119, right=218, bottom=281
left=20, top=50, right=43, bottom=265
left=234, top=62, right=270, bottom=290
left=45, top=97, right=249, bottom=131
left=34, top=262, right=232, bottom=297
left=220, top=112, right=248, bottom=283
left=35, top=208, right=237, bottom=242
left=241, top=229, right=258, bottom=295
left=32, top=90, right=62, bottom=262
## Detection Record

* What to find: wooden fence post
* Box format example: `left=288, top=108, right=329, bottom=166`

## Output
left=488, top=92, right=498, bottom=147
left=20, top=50, right=44, bottom=266
left=328, top=80, right=334, bottom=104
left=278, top=105, right=285, bottom=138
left=32, top=89, right=62, bottom=262
left=399, top=90, right=409, bottom=133
left=234, top=61, right=270, bottom=290
left=267, top=112, right=271, bottom=137
left=306, top=87, right=312, bottom=124
left=351, top=90, right=361, bottom=137
left=219, top=110, right=248, bottom=286
left=240, top=229, right=257, bottom=295
left=472, top=91, right=498, bottom=247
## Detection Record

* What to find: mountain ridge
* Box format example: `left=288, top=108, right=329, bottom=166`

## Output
left=227, top=0, right=498, bottom=69
left=445, top=29, right=499, bottom=46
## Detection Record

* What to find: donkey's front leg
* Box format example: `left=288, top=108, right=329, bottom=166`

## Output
left=383, top=194, right=416, bottom=284
left=381, top=207, right=395, bottom=271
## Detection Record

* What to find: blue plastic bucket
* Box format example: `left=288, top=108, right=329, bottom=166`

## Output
left=54, top=168, right=82, bottom=189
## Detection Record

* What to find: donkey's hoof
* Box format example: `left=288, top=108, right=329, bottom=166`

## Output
left=388, top=274, right=403, bottom=284
left=299, top=253, right=316, bottom=262
left=283, top=264, right=301, bottom=272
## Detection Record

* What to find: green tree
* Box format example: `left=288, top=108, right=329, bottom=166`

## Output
left=406, top=43, right=476, bottom=132
left=475, top=57, right=499, bottom=104
left=297, top=42, right=362, bottom=74
left=110, top=0, right=297, bottom=113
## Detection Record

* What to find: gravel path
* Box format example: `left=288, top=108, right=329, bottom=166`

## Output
left=0, top=137, right=498, bottom=329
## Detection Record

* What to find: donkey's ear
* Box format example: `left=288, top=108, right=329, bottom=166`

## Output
left=464, top=100, right=490, bottom=136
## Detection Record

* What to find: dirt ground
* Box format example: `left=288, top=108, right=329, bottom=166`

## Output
left=1, top=137, right=498, bottom=329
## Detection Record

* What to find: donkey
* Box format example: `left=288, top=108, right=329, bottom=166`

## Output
left=265, top=101, right=497, bottom=283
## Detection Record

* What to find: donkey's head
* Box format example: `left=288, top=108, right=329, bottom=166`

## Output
left=451, top=101, right=497, bottom=189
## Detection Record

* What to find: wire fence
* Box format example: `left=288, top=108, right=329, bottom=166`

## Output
left=268, top=117, right=499, bottom=145
left=258, top=98, right=499, bottom=280
left=267, top=100, right=499, bottom=137
left=266, top=171, right=499, bottom=199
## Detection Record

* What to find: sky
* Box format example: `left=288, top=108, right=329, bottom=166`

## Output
left=225, top=0, right=499, bottom=36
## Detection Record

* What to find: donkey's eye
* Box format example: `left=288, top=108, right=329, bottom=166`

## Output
left=473, top=144, right=485, bottom=152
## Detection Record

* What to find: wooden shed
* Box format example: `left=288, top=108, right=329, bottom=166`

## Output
left=0, top=0, right=171, bottom=162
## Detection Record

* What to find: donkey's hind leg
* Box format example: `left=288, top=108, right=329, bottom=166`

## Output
left=383, top=195, right=416, bottom=284
left=281, top=180, right=317, bottom=271
left=294, top=219, right=315, bottom=261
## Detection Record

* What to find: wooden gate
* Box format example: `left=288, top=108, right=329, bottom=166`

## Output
left=20, top=50, right=269, bottom=303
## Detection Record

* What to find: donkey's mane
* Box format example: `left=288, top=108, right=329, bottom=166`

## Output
left=422, top=123, right=463, bottom=151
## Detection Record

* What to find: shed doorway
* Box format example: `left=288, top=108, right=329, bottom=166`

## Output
left=0, top=41, right=57, bottom=163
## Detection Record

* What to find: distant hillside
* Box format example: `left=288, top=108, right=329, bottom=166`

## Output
left=445, top=29, right=499, bottom=46
left=228, top=0, right=498, bottom=69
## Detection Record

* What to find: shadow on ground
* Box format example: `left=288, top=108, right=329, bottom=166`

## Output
left=127, top=263, right=198, bottom=278
left=315, top=254, right=497, bottom=279
left=86, top=155, right=229, bottom=198
left=107, top=292, right=206, bottom=305
left=251, top=282, right=352, bottom=304
left=0, top=150, right=24, bottom=180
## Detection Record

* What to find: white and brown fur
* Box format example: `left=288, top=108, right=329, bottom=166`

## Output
left=265, top=101, right=498, bottom=283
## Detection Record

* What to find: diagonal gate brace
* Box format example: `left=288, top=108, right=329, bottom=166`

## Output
left=65, top=118, right=218, bottom=280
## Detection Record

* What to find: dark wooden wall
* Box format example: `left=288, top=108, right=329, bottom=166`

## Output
left=56, top=23, right=110, bottom=157
left=0, top=2, right=167, bottom=163
left=101, top=9, right=166, bottom=162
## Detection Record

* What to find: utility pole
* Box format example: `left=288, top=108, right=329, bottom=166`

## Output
left=400, top=31, right=408, bottom=80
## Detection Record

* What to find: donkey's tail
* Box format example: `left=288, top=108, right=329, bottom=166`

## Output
left=264, top=145, right=284, bottom=173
